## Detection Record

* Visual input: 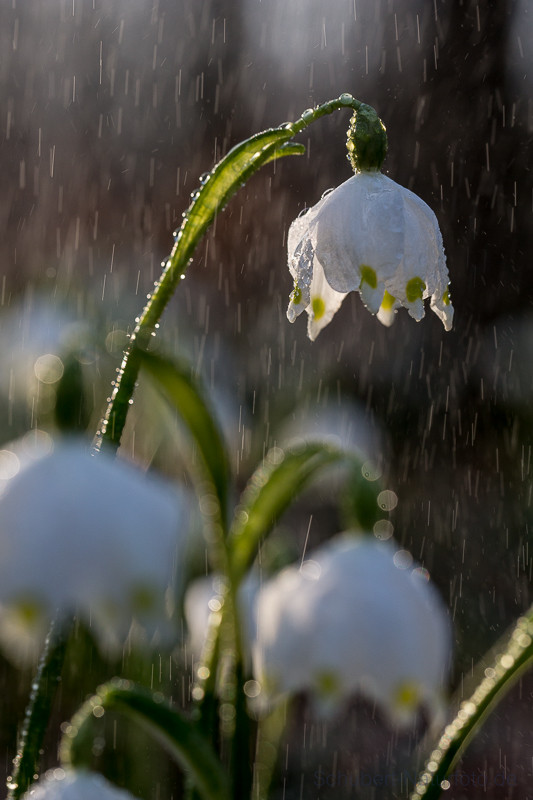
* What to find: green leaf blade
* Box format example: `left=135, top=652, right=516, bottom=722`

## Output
left=411, top=609, right=533, bottom=799
left=174, top=127, right=303, bottom=266
left=229, top=443, right=350, bottom=581
left=64, top=680, right=230, bottom=800
left=139, top=350, right=230, bottom=526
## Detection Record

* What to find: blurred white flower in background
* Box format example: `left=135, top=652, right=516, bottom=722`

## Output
left=0, top=438, right=186, bottom=663
left=276, top=396, right=384, bottom=464
left=184, top=573, right=258, bottom=665
left=287, top=172, right=453, bottom=339
left=22, top=769, right=137, bottom=800
left=253, top=534, right=451, bottom=727
left=0, top=295, right=90, bottom=417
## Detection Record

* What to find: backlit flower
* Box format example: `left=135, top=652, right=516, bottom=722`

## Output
left=287, top=171, right=453, bottom=340
left=0, top=439, right=185, bottom=662
left=253, top=534, right=451, bottom=727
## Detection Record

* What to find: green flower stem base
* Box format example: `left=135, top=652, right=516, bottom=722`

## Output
left=411, top=606, right=533, bottom=799
left=7, top=619, right=70, bottom=800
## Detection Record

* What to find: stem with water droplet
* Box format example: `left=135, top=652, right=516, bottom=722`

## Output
left=9, top=94, right=374, bottom=800
left=411, top=605, right=533, bottom=799
left=7, top=619, right=69, bottom=800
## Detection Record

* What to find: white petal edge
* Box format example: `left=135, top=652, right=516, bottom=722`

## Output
left=306, top=259, right=347, bottom=341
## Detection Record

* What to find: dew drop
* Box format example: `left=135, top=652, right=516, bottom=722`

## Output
left=338, top=92, right=354, bottom=105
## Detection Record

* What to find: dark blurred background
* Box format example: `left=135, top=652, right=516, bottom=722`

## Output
left=1, top=0, right=532, bottom=797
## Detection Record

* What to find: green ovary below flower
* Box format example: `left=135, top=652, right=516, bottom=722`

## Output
left=286, top=171, right=454, bottom=340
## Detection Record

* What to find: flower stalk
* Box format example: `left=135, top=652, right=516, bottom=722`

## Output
left=7, top=619, right=70, bottom=800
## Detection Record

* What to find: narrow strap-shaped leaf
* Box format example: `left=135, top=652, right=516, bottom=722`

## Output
left=62, top=680, right=230, bottom=800
left=139, top=350, right=230, bottom=526
left=411, top=608, right=533, bottom=799
left=229, top=442, right=354, bottom=581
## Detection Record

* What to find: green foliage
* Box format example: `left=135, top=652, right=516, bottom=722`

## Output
left=8, top=622, right=70, bottom=800
left=411, top=608, right=533, bottom=799
left=346, top=103, right=388, bottom=172
left=54, top=354, right=91, bottom=433
left=139, top=350, right=231, bottom=527
left=62, top=680, right=231, bottom=800
left=172, top=133, right=305, bottom=264
left=229, top=443, right=356, bottom=581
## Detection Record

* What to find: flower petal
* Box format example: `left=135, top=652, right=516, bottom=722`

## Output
left=306, top=260, right=347, bottom=341
left=384, top=184, right=452, bottom=325
left=287, top=238, right=313, bottom=321
left=314, top=172, right=404, bottom=293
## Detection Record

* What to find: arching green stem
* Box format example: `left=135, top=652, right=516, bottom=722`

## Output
left=411, top=607, right=533, bottom=799
left=7, top=619, right=70, bottom=800
left=9, top=94, right=372, bottom=800
left=93, top=93, right=364, bottom=454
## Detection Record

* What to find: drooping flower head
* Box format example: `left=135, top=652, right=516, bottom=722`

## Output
left=287, top=104, right=453, bottom=339
left=0, top=437, right=186, bottom=663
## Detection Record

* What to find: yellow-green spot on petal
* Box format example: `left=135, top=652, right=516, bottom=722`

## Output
left=442, top=286, right=451, bottom=306
left=381, top=290, right=396, bottom=310
left=15, top=600, right=42, bottom=627
left=312, top=296, right=325, bottom=320
left=131, top=585, right=156, bottom=613
left=315, top=671, right=340, bottom=696
left=359, top=264, right=377, bottom=289
left=291, top=284, right=302, bottom=305
left=394, top=681, right=420, bottom=710
left=405, top=276, right=426, bottom=303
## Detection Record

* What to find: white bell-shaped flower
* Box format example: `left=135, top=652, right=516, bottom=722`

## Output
left=287, top=171, right=453, bottom=340
left=253, top=534, right=451, bottom=727
left=21, top=769, right=138, bottom=800
left=0, top=438, right=185, bottom=663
